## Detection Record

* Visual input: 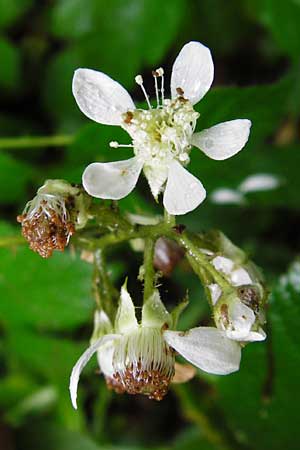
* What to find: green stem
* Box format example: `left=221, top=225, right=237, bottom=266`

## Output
left=0, top=135, right=73, bottom=150
left=172, top=231, right=233, bottom=291
left=164, top=208, right=176, bottom=227
left=143, top=237, right=156, bottom=301
left=93, top=248, right=118, bottom=319
left=0, top=235, right=25, bottom=247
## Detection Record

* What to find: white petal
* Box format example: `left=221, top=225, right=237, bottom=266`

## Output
left=163, top=160, right=206, bottom=215
left=72, top=68, right=135, bottom=125
left=227, top=302, right=255, bottom=340
left=212, top=256, right=234, bottom=275
left=238, top=173, right=280, bottom=193
left=97, top=341, right=115, bottom=378
left=208, top=283, right=222, bottom=305
left=236, top=328, right=266, bottom=342
left=82, top=157, right=143, bottom=200
left=192, top=119, right=251, bottom=160
left=69, top=334, right=119, bottom=409
left=164, top=327, right=241, bottom=375
left=210, top=188, right=245, bottom=205
left=230, top=268, right=252, bottom=286
left=171, top=41, right=214, bottom=105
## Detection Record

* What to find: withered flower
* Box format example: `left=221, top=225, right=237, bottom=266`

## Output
left=17, top=180, right=89, bottom=258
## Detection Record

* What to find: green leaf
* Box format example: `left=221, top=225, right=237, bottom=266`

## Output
left=19, top=423, right=150, bottom=450
left=0, top=245, right=94, bottom=330
left=6, top=328, right=84, bottom=385
left=0, top=0, right=33, bottom=30
left=194, top=78, right=291, bottom=147
left=0, top=153, right=34, bottom=204
left=246, top=0, right=300, bottom=61
left=215, top=261, right=300, bottom=450
left=0, top=36, right=21, bottom=91
left=187, top=78, right=298, bottom=210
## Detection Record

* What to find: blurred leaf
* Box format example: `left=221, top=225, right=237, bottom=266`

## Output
left=171, top=426, right=221, bottom=450
left=216, top=260, right=300, bottom=450
left=0, top=153, right=35, bottom=204
left=194, top=78, right=291, bottom=147
left=0, top=375, right=37, bottom=410
left=186, top=0, right=251, bottom=57
left=0, top=0, right=33, bottom=30
left=0, top=36, right=21, bottom=92
left=19, top=422, right=152, bottom=450
left=0, top=245, right=94, bottom=330
left=5, top=386, right=58, bottom=426
left=246, top=0, right=300, bottom=61
left=189, top=78, right=298, bottom=209
left=6, top=329, right=84, bottom=386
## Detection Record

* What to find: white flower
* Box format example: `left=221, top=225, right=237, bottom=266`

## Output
left=69, top=283, right=241, bottom=408
left=210, top=256, right=266, bottom=342
left=73, top=41, right=251, bottom=215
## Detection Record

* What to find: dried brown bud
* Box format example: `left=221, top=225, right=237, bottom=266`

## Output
left=17, top=197, right=75, bottom=258
left=154, top=237, right=185, bottom=276
left=17, top=180, right=89, bottom=258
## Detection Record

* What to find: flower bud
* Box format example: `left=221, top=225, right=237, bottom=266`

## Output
left=154, top=237, right=185, bottom=276
left=17, top=180, right=90, bottom=258
left=196, top=231, right=267, bottom=342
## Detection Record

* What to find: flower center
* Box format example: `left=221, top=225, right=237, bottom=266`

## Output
left=99, top=327, right=175, bottom=401
left=110, top=68, right=199, bottom=168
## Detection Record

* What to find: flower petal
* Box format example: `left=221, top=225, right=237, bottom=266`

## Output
left=210, top=188, right=245, bottom=205
left=171, top=41, right=214, bottom=105
left=244, top=328, right=266, bottom=342
left=164, top=327, right=241, bottom=375
left=238, top=173, right=280, bottom=193
left=82, top=157, right=143, bottom=200
left=192, top=119, right=251, bottom=160
left=72, top=68, right=135, bottom=125
left=227, top=301, right=255, bottom=340
left=230, top=268, right=252, bottom=286
left=212, top=256, right=234, bottom=275
left=69, top=334, right=119, bottom=409
left=163, top=160, right=206, bottom=215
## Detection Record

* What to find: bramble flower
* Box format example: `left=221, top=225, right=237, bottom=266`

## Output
left=210, top=256, right=266, bottom=342
left=73, top=41, right=251, bottom=215
left=198, top=232, right=267, bottom=342
left=70, top=283, right=241, bottom=408
left=17, top=180, right=89, bottom=258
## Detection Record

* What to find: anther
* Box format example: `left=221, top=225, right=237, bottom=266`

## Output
left=152, top=70, right=160, bottom=108
left=135, top=74, right=152, bottom=109
left=157, top=68, right=165, bottom=104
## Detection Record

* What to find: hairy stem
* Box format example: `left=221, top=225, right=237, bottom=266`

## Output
left=93, top=248, right=118, bottom=319
left=143, top=237, right=156, bottom=301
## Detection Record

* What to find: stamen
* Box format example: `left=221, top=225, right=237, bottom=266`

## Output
left=152, top=70, right=160, bottom=108
left=156, top=68, right=165, bottom=104
left=109, top=141, right=134, bottom=148
left=135, top=74, right=152, bottom=109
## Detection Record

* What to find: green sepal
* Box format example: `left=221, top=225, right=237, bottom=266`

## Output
left=142, top=289, right=172, bottom=328
left=91, top=309, right=113, bottom=343
left=170, top=292, right=189, bottom=329
left=114, top=280, right=138, bottom=334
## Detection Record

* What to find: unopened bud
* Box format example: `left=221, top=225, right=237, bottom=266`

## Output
left=154, top=237, right=185, bottom=276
